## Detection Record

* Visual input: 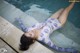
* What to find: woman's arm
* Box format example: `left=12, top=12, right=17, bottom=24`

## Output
left=40, top=37, right=78, bottom=53
left=15, top=18, right=28, bottom=32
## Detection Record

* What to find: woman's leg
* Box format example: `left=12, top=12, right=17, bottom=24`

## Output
left=50, top=8, right=64, bottom=19
left=58, top=2, right=75, bottom=26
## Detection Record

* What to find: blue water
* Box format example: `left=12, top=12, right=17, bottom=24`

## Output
left=5, top=0, right=80, bottom=51
left=5, top=0, right=80, bottom=28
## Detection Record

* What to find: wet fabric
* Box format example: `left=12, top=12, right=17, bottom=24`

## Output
left=16, top=18, right=78, bottom=53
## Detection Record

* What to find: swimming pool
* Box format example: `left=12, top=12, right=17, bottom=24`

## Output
left=4, top=0, right=80, bottom=52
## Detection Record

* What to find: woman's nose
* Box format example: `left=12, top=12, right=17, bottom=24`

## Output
left=29, top=33, right=33, bottom=37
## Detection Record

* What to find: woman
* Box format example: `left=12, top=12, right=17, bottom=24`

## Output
left=16, top=2, right=78, bottom=53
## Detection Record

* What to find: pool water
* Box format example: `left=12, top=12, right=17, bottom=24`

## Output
left=5, top=0, right=80, bottom=51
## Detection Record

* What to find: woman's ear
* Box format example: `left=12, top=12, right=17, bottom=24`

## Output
left=33, top=40, right=35, bottom=43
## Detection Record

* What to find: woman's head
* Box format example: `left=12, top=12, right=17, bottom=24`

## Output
left=19, top=34, right=35, bottom=51
left=19, top=30, right=38, bottom=51
left=24, top=29, right=37, bottom=39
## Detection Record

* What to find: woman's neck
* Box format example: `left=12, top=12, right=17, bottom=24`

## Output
left=34, top=28, right=42, bottom=39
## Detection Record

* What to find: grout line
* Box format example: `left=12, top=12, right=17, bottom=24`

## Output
left=0, top=37, right=19, bottom=53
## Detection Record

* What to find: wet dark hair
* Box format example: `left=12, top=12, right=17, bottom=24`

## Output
left=19, top=34, right=35, bottom=51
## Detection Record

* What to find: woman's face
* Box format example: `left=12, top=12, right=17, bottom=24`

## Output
left=24, top=30, right=37, bottom=39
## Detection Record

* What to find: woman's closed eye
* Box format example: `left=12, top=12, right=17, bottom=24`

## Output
left=29, top=33, right=34, bottom=37
left=29, top=34, right=32, bottom=36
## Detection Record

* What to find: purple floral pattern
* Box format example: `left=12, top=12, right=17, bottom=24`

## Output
left=32, top=24, right=35, bottom=27
left=44, top=29, right=49, bottom=33
left=16, top=17, right=78, bottom=53
left=53, top=23, right=58, bottom=27
left=47, top=41, right=51, bottom=46
left=40, top=33, right=44, bottom=37
left=16, top=18, right=28, bottom=32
